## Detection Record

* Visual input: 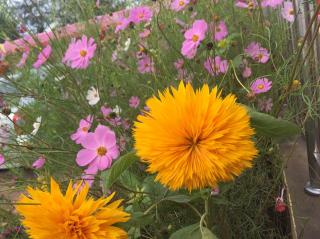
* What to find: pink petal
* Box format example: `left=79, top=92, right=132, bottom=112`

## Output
left=76, top=149, right=97, bottom=166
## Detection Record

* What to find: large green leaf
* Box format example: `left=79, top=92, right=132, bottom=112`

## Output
left=169, top=224, right=202, bottom=239
left=101, top=152, right=139, bottom=189
left=248, top=108, right=300, bottom=139
left=201, top=228, right=218, bottom=239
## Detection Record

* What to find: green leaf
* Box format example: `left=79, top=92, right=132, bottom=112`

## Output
left=101, top=152, right=139, bottom=189
left=169, top=224, right=202, bottom=239
left=201, top=228, right=218, bottom=239
left=248, top=108, right=300, bottom=139
left=165, top=194, right=192, bottom=203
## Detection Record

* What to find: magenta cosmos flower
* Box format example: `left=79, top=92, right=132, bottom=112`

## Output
left=113, top=14, right=130, bottom=33
left=204, top=56, right=229, bottom=76
left=76, top=125, right=119, bottom=171
left=181, top=19, right=208, bottom=59
left=251, top=78, right=272, bottom=94
left=212, top=20, right=228, bottom=41
left=62, top=35, right=96, bottom=69
left=32, top=156, right=45, bottom=169
left=33, top=45, right=52, bottom=69
left=261, top=0, right=283, bottom=8
left=138, top=54, right=155, bottom=73
left=71, top=115, right=93, bottom=144
left=245, top=42, right=270, bottom=63
left=129, top=96, right=140, bottom=108
left=171, top=0, right=190, bottom=11
left=129, top=6, right=153, bottom=24
left=0, top=154, right=4, bottom=166
left=235, top=0, right=257, bottom=8
left=282, top=1, right=295, bottom=22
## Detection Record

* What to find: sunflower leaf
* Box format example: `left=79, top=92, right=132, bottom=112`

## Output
left=101, top=152, right=139, bottom=189
left=164, top=194, right=192, bottom=203
left=201, top=228, right=218, bottom=239
left=248, top=108, right=300, bottom=139
left=169, top=224, right=202, bottom=239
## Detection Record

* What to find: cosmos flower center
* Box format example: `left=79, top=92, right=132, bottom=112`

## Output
left=289, top=9, right=294, bottom=15
left=138, top=13, right=144, bottom=19
left=64, top=216, right=84, bottom=237
left=248, top=1, right=254, bottom=8
left=80, top=50, right=87, bottom=57
left=179, top=0, right=185, bottom=6
left=257, top=53, right=263, bottom=60
left=97, top=146, right=107, bottom=156
left=82, top=127, right=88, bottom=132
left=216, top=26, right=221, bottom=32
left=192, top=34, right=199, bottom=42
left=257, top=84, right=265, bottom=89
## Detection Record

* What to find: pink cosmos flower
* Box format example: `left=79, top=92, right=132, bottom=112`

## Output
left=129, top=6, right=153, bottom=24
left=261, top=0, right=283, bottom=8
left=258, top=98, right=273, bottom=112
left=81, top=166, right=97, bottom=187
left=251, top=78, right=272, bottom=94
left=174, top=58, right=184, bottom=70
left=33, top=45, right=52, bottom=69
left=0, top=154, right=4, bottom=166
left=181, top=19, right=208, bottom=59
left=37, top=31, right=54, bottom=45
left=139, top=29, right=151, bottom=39
left=62, top=35, right=96, bottom=69
left=138, top=54, right=155, bottom=73
left=71, top=115, right=93, bottom=144
left=204, top=56, right=229, bottom=76
left=129, top=96, right=140, bottom=108
left=76, top=125, right=119, bottom=171
left=101, top=106, right=112, bottom=117
left=121, top=118, right=131, bottom=130
left=16, top=47, right=30, bottom=68
left=245, top=42, right=270, bottom=63
left=242, top=66, right=252, bottom=78
left=282, top=1, right=295, bottom=22
left=235, top=0, right=257, bottom=8
left=212, top=21, right=228, bottom=41
left=101, top=106, right=122, bottom=127
left=114, top=16, right=130, bottom=33
left=32, top=156, right=45, bottom=169
left=171, top=0, right=190, bottom=11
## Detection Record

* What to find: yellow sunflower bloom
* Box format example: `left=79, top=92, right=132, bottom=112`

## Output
left=16, top=178, right=130, bottom=239
left=134, top=81, right=258, bottom=191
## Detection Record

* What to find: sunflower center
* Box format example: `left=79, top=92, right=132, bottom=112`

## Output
left=80, top=50, right=87, bottom=57
left=97, top=146, right=107, bottom=156
left=257, top=84, right=264, bottom=89
left=65, top=216, right=84, bottom=238
left=192, top=34, right=199, bottom=42
left=179, top=0, right=185, bottom=6
left=82, top=127, right=88, bottom=132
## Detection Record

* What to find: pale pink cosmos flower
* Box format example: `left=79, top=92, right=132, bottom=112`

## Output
left=71, top=115, right=93, bottom=144
left=62, top=35, right=96, bottom=69
left=171, top=0, right=190, bottom=11
left=212, top=20, right=228, bottom=41
left=121, top=118, right=131, bottom=130
left=16, top=47, right=30, bottom=68
left=245, top=42, right=270, bottom=63
left=139, top=29, right=151, bottom=39
left=235, top=0, right=257, bottom=8
left=114, top=16, right=130, bottom=33
left=242, top=66, right=252, bottom=78
left=174, top=58, right=184, bottom=70
left=129, top=96, right=140, bottom=108
left=101, top=106, right=112, bottom=117
left=33, top=45, right=52, bottom=69
left=32, top=156, right=45, bottom=169
left=282, top=1, right=295, bottom=22
left=76, top=125, right=119, bottom=171
left=181, top=19, right=208, bottom=59
left=129, top=6, right=153, bottom=24
left=261, top=0, right=283, bottom=8
left=138, top=54, right=155, bottom=73
left=258, top=98, right=273, bottom=112
left=0, top=154, right=4, bottom=166
left=204, top=56, right=229, bottom=76
left=37, top=31, right=54, bottom=45
left=251, top=78, right=272, bottom=94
